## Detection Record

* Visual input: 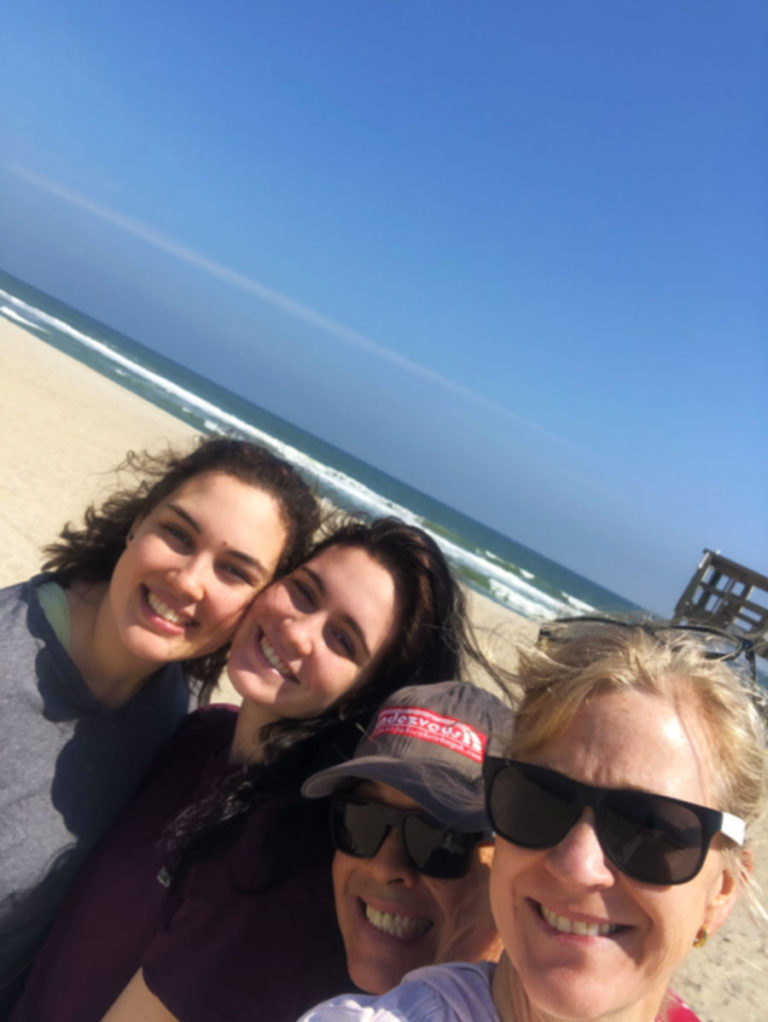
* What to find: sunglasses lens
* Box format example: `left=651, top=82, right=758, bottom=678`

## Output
left=489, top=764, right=581, bottom=848
left=486, top=760, right=714, bottom=885
left=402, top=815, right=475, bottom=879
left=331, top=797, right=476, bottom=878
left=331, top=798, right=387, bottom=859
left=601, top=794, right=706, bottom=884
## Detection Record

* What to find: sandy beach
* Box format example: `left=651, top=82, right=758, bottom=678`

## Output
left=2, top=319, right=765, bottom=1019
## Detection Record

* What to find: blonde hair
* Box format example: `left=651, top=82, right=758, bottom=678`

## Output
left=508, top=621, right=767, bottom=918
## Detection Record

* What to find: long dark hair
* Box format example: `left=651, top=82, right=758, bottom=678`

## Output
left=164, top=516, right=511, bottom=881
left=41, top=435, right=320, bottom=694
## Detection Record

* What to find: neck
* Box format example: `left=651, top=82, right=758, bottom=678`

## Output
left=490, top=955, right=667, bottom=1022
left=229, top=699, right=281, bottom=765
left=66, top=581, right=162, bottom=708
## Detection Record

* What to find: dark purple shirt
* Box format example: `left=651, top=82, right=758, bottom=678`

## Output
left=13, top=707, right=351, bottom=1022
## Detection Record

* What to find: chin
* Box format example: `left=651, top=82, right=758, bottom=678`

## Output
left=350, top=963, right=407, bottom=997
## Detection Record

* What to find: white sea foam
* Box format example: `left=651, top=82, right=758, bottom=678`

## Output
left=0, top=304, right=49, bottom=333
left=1, top=288, right=597, bottom=621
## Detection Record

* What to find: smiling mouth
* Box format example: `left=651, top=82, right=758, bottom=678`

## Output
left=145, top=588, right=194, bottom=628
left=538, top=902, right=621, bottom=937
left=258, top=631, right=297, bottom=681
left=364, top=902, right=432, bottom=941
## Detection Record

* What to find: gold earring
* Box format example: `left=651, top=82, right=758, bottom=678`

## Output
left=693, top=926, right=708, bottom=948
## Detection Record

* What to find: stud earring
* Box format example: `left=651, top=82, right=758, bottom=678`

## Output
left=127, top=531, right=135, bottom=542
left=692, top=926, right=708, bottom=949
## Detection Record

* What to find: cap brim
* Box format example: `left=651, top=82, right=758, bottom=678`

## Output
left=301, top=755, right=489, bottom=833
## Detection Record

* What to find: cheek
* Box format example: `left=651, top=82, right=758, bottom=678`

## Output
left=639, top=881, right=712, bottom=954
left=257, top=583, right=291, bottom=618
left=331, top=856, right=356, bottom=919
left=108, top=543, right=143, bottom=604
left=432, top=873, right=499, bottom=963
left=489, top=843, right=525, bottom=933
left=315, top=654, right=363, bottom=704
left=240, top=585, right=283, bottom=626
left=209, top=591, right=254, bottom=629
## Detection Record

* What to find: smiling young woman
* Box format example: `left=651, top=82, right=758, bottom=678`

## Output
left=12, top=518, right=513, bottom=1022
left=0, top=436, right=319, bottom=1011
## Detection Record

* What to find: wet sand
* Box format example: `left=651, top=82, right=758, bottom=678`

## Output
left=1, top=319, right=765, bottom=1019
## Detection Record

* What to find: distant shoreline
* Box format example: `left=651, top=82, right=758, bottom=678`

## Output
left=0, top=266, right=642, bottom=619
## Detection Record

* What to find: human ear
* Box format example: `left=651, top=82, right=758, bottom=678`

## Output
left=127, top=514, right=145, bottom=541
left=702, top=849, right=749, bottom=936
left=476, top=841, right=495, bottom=869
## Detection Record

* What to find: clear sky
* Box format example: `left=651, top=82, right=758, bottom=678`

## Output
left=1, top=1, right=765, bottom=612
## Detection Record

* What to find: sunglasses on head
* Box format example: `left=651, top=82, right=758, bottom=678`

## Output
left=536, top=616, right=757, bottom=681
left=483, top=757, right=745, bottom=886
left=329, top=793, right=483, bottom=879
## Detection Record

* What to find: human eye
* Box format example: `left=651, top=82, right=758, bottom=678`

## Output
left=220, top=562, right=255, bottom=585
left=331, top=627, right=357, bottom=660
left=288, top=576, right=316, bottom=610
left=161, top=522, right=192, bottom=547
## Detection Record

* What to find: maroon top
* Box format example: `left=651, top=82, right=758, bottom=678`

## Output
left=12, top=707, right=352, bottom=1022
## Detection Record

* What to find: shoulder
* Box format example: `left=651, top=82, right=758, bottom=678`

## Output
left=0, top=575, right=44, bottom=627
left=0, top=576, right=74, bottom=691
left=300, top=963, right=497, bottom=1022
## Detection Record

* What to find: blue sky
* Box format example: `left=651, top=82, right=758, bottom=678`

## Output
left=1, top=1, right=765, bottom=612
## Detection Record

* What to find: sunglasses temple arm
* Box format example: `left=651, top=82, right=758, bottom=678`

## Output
left=720, top=811, right=745, bottom=846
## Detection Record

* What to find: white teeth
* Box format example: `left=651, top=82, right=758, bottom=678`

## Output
left=259, top=634, right=292, bottom=678
left=365, top=905, right=431, bottom=940
left=147, top=591, right=189, bottom=626
left=540, top=905, right=616, bottom=937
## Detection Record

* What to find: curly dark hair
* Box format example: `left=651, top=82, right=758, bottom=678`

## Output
left=42, top=435, right=320, bottom=694
left=163, top=515, right=513, bottom=882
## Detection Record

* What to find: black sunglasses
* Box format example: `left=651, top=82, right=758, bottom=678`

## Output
left=483, top=757, right=745, bottom=885
left=537, top=616, right=757, bottom=681
left=330, top=793, right=482, bottom=879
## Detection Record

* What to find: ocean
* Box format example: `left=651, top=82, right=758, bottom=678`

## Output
left=1, top=266, right=643, bottom=623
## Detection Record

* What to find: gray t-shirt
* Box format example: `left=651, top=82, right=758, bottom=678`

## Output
left=299, top=962, right=499, bottom=1021
left=0, top=576, right=190, bottom=997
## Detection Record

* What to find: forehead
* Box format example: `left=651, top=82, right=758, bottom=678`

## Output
left=353, top=778, right=422, bottom=812
left=302, top=545, right=397, bottom=646
left=525, top=688, right=715, bottom=806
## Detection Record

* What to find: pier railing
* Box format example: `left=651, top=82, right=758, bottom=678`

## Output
left=673, top=549, right=768, bottom=725
left=673, top=549, right=768, bottom=659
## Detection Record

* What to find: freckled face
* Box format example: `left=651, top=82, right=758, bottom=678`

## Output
left=226, top=545, right=398, bottom=721
left=332, top=780, right=500, bottom=995
left=106, top=471, right=288, bottom=667
left=489, top=690, right=738, bottom=1021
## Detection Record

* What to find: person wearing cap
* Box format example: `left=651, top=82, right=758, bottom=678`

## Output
left=302, top=679, right=515, bottom=997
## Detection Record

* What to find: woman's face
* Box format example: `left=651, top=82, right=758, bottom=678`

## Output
left=107, top=471, right=288, bottom=667
left=226, top=544, right=398, bottom=721
left=332, top=780, right=500, bottom=995
left=490, top=689, right=738, bottom=1022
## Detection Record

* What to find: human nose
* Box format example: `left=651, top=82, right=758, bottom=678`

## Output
left=544, top=809, right=615, bottom=888
left=278, top=614, right=314, bottom=658
left=171, top=556, right=206, bottom=602
left=368, top=827, right=418, bottom=886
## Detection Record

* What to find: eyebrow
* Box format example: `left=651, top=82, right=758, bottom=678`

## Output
left=300, top=565, right=372, bottom=660
left=167, top=504, right=268, bottom=578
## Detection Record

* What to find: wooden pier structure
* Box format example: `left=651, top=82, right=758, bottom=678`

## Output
left=673, top=549, right=768, bottom=659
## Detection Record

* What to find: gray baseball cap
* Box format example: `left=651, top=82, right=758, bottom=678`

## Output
left=301, top=680, right=515, bottom=832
